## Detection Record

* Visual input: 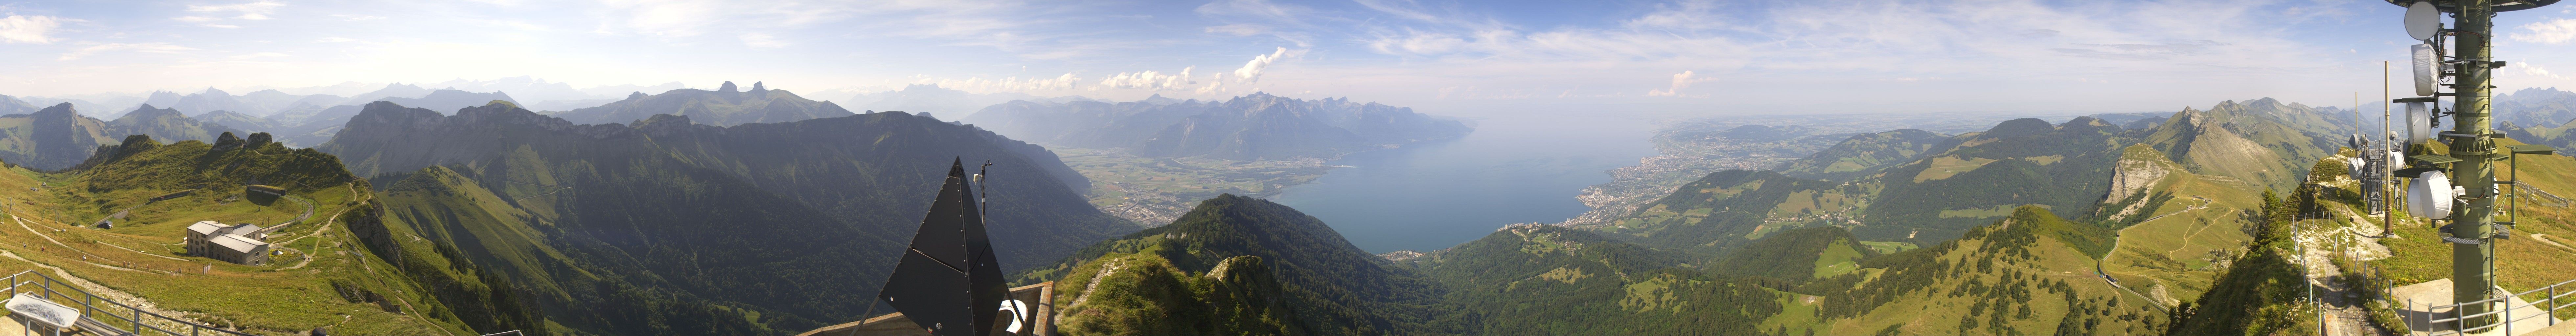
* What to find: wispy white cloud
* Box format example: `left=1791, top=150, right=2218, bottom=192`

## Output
left=0, top=14, right=60, bottom=44
left=1195, top=0, right=1311, bottom=25
left=187, top=1, right=285, bottom=20
left=2510, top=18, right=2576, bottom=44
left=331, top=14, right=385, bottom=21
left=921, top=74, right=1081, bottom=93
left=1205, top=24, right=1268, bottom=36
left=59, top=43, right=197, bottom=61
left=201, top=24, right=242, bottom=29
left=740, top=32, right=787, bottom=49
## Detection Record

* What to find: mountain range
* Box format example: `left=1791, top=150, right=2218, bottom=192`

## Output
left=316, top=101, right=1131, bottom=333
left=963, top=93, right=1472, bottom=160
left=543, top=81, right=851, bottom=126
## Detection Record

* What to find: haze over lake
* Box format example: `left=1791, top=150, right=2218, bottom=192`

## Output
left=1272, top=112, right=1659, bottom=253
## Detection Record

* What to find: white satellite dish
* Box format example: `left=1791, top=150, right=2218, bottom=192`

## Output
left=2414, top=43, right=2439, bottom=96
left=2406, top=102, right=2434, bottom=142
left=2406, top=1, right=2442, bottom=41
left=2409, top=171, right=2455, bottom=218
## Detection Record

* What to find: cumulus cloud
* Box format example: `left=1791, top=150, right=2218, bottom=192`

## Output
left=59, top=43, right=197, bottom=61
left=1646, top=71, right=1712, bottom=97
left=1232, top=47, right=1298, bottom=82
left=188, top=1, right=285, bottom=20
left=2510, top=18, right=2576, bottom=44
left=0, top=14, right=60, bottom=44
left=1100, top=67, right=1196, bottom=89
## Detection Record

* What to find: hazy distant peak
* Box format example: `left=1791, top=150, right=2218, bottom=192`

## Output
left=719, top=81, right=738, bottom=92
left=750, top=81, right=766, bottom=92
left=901, top=83, right=962, bottom=93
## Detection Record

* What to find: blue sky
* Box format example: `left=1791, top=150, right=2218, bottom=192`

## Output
left=5, top=0, right=2576, bottom=115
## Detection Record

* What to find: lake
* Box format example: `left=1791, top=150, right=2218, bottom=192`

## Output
left=1270, top=112, right=1660, bottom=253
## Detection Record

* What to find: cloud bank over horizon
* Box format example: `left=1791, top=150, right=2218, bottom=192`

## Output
left=5, top=0, right=2576, bottom=115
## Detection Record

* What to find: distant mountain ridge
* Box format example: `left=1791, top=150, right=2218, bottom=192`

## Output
left=964, top=93, right=1472, bottom=160
left=545, top=81, right=851, bottom=126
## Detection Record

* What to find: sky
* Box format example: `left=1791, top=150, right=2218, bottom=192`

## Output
left=5, top=0, right=2576, bottom=116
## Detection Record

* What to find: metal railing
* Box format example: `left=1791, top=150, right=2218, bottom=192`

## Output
left=2513, top=181, right=2568, bottom=208
left=2406, top=277, right=2576, bottom=336
left=0, top=270, right=258, bottom=336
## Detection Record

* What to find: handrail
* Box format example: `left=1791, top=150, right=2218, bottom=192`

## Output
left=2416, top=278, right=2576, bottom=336
left=0, top=270, right=259, bottom=336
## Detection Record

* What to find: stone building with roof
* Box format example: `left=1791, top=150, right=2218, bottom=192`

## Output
left=185, top=220, right=270, bottom=265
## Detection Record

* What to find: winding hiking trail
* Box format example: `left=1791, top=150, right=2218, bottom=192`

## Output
left=2095, top=196, right=2213, bottom=310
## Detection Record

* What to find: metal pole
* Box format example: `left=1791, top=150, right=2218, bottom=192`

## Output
left=2386, top=60, right=2396, bottom=232
left=2449, top=0, right=2505, bottom=331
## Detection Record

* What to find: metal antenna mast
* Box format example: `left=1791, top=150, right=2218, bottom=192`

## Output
left=2388, top=0, right=2560, bottom=330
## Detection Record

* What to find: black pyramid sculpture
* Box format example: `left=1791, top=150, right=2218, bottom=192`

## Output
left=879, top=158, right=1011, bottom=336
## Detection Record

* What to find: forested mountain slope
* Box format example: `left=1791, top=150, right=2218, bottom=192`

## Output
left=318, top=101, right=1134, bottom=333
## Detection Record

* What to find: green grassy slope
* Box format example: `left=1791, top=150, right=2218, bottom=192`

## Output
left=1858, top=117, right=2126, bottom=244
left=1409, top=224, right=1785, bottom=336
left=1023, top=195, right=1465, bottom=336
left=0, top=134, right=514, bottom=336
left=1598, top=169, right=1860, bottom=254
left=1777, top=129, right=1951, bottom=181
left=1050, top=253, right=1304, bottom=336
left=1806, top=207, right=2167, bottom=335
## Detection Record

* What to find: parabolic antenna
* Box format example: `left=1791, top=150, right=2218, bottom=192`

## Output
left=2413, top=43, right=2439, bottom=96
left=2386, top=0, right=2563, bottom=12
left=2407, top=1, right=2441, bottom=40
left=2407, top=102, right=2434, bottom=142
left=2410, top=170, right=2455, bottom=218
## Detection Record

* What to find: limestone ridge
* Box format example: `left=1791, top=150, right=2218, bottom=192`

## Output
left=545, top=81, right=852, bottom=126
left=2101, top=145, right=2182, bottom=220
left=2141, top=100, right=2332, bottom=191
left=962, top=93, right=1471, bottom=160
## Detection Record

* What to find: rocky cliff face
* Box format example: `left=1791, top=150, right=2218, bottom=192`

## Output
left=2103, top=144, right=2180, bottom=219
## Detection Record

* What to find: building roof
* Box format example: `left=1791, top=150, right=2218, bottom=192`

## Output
left=226, top=223, right=262, bottom=235
left=209, top=234, right=266, bottom=254
left=187, top=221, right=226, bottom=236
